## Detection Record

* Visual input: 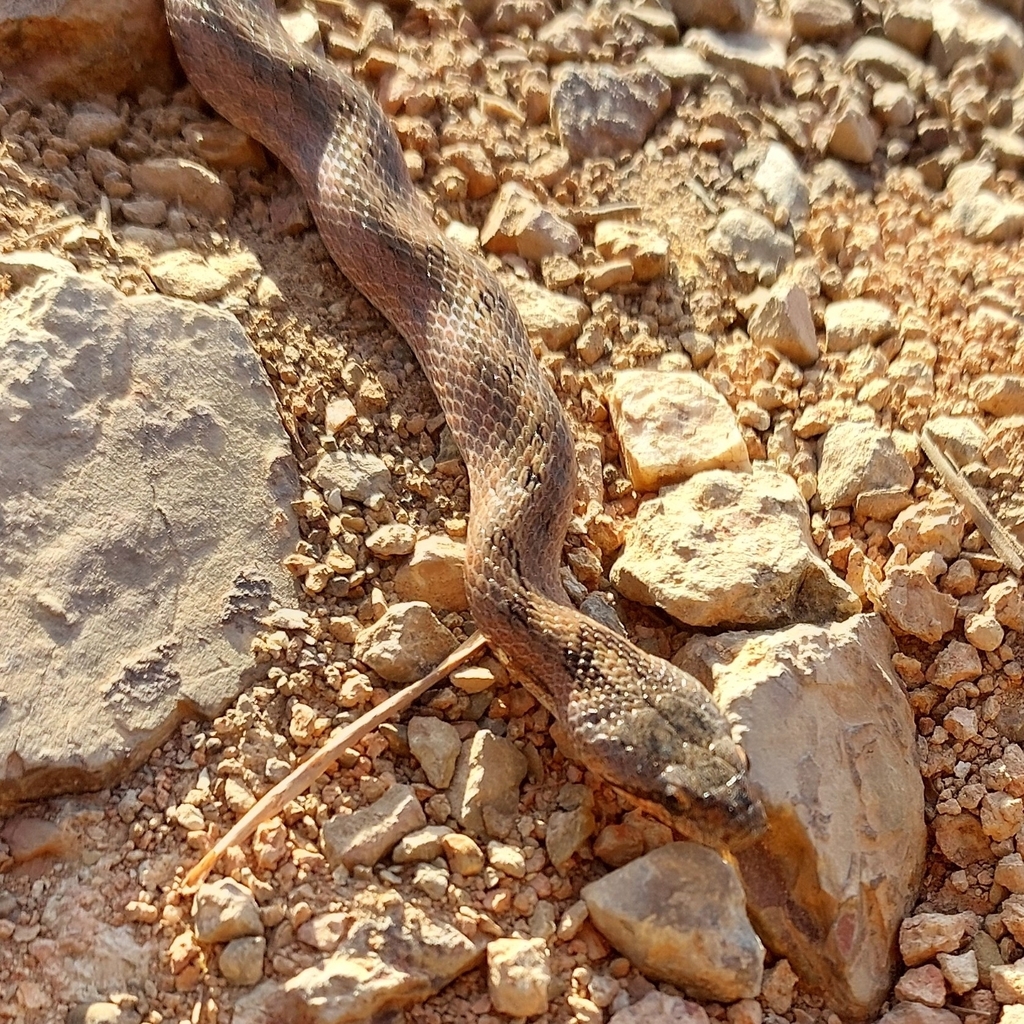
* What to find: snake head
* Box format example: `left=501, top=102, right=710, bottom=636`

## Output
left=564, top=640, right=766, bottom=851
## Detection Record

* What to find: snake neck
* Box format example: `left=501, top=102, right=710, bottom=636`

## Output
left=169, top=0, right=602, bottom=716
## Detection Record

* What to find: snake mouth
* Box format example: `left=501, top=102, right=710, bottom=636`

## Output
left=657, top=761, right=768, bottom=851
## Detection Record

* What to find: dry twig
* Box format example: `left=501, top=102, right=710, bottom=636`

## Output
left=920, top=427, right=1024, bottom=578
left=181, top=631, right=488, bottom=888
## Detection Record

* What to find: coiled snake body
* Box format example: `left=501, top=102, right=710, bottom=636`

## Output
left=166, top=0, right=765, bottom=847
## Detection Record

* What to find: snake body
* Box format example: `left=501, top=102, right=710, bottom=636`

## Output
left=166, top=0, right=765, bottom=847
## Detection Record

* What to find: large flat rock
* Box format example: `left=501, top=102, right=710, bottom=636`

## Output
left=0, top=270, right=298, bottom=806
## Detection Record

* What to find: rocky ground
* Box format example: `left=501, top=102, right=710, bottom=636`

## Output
left=4, top=0, right=1024, bottom=1022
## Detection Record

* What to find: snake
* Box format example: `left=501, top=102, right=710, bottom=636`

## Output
left=165, top=0, right=766, bottom=849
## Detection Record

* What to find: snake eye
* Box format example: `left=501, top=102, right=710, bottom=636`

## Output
left=658, top=765, right=695, bottom=809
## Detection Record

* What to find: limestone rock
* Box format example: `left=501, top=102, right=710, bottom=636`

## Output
left=828, top=102, right=879, bottom=164
left=683, top=29, right=787, bottom=96
left=394, top=535, right=468, bottom=613
left=992, top=961, right=1024, bottom=1003
left=817, top=422, right=914, bottom=508
left=297, top=913, right=353, bottom=952
left=0, top=272, right=297, bottom=807
left=611, top=465, right=860, bottom=628
left=894, top=965, right=946, bottom=1006
left=934, top=813, right=992, bottom=867
left=365, top=523, right=417, bottom=558
left=753, top=142, right=810, bottom=224
left=480, top=182, right=580, bottom=264
left=545, top=789, right=597, bottom=869
left=321, top=783, right=427, bottom=869
left=391, top=825, right=453, bottom=865
left=876, top=1006, right=960, bottom=1024
left=669, top=0, right=753, bottom=30
left=748, top=283, right=818, bottom=367
left=1, top=818, right=68, bottom=863
left=582, top=842, right=764, bottom=1001
left=487, top=938, right=551, bottom=1017
left=824, top=298, right=897, bottom=352
left=971, top=375, right=1024, bottom=417
left=67, top=1004, right=138, bottom=1024
left=873, top=83, right=916, bottom=128
left=354, top=602, right=457, bottom=683
left=868, top=568, right=958, bottom=643
left=0, top=0, right=176, bottom=100
left=708, top=208, right=795, bottom=284
left=130, top=158, right=234, bottom=221
left=606, top=370, right=750, bottom=492
left=183, top=121, right=267, bottom=172
left=678, top=614, right=925, bottom=1019
left=536, top=10, right=593, bottom=61
left=506, top=277, right=589, bottom=351
left=64, top=105, right=124, bottom=148
left=550, top=64, right=671, bottom=161
left=442, top=833, right=486, bottom=875
left=593, top=221, right=669, bottom=282
left=407, top=716, right=462, bottom=789
left=193, top=880, right=264, bottom=944
left=0, top=249, right=77, bottom=288
left=986, top=580, right=1024, bottom=632
left=843, top=37, right=927, bottom=87
left=447, top=729, right=528, bottom=836
left=609, top=991, right=711, bottom=1024
left=882, top=0, right=932, bottom=55
left=637, top=45, right=715, bottom=86
left=788, top=0, right=855, bottom=42
left=488, top=839, right=527, bottom=877
left=439, top=142, right=497, bottom=199
left=899, top=912, right=977, bottom=966
left=889, top=493, right=967, bottom=561
left=929, top=0, right=1024, bottom=76
left=411, top=863, right=449, bottom=899
left=449, top=664, right=498, bottom=694
left=231, top=888, right=485, bottom=1024
left=311, top=450, right=391, bottom=507
left=937, top=950, right=979, bottom=994
left=147, top=249, right=230, bottom=302
left=219, top=936, right=266, bottom=987
left=950, top=192, right=1024, bottom=243
left=925, top=416, right=987, bottom=466
left=329, top=395, right=362, bottom=432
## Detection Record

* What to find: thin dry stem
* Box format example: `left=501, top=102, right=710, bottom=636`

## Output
left=920, top=428, right=1024, bottom=578
left=181, top=632, right=488, bottom=889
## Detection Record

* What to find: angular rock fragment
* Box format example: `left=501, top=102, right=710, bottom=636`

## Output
left=193, top=880, right=264, bottom=945
left=606, top=370, right=750, bottom=492
left=550, top=64, right=671, bottom=160
left=748, top=283, right=818, bottom=367
left=394, top=535, right=467, bottom=613
left=321, top=784, right=427, bottom=869
left=678, top=613, right=925, bottom=1019
left=684, top=28, right=787, bottom=94
left=447, top=729, right=528, bottom=836
left=487, top=938, right=551, bottom=1017
left=583, top=842, right=764, bottom=1001
left=817, top=422, right=914, bottom=508
left=708, top=208, right=795, bottom=283
left=232, top=889, right=485, bottom=1024
left=480, top=182, right=581, bottom=264
left=611, top=465, right=860, bottom=628
left=353, top=602, right=458, bottom=683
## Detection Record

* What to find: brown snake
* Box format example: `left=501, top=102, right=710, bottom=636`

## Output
left=166, top=0, right=765, bottom=848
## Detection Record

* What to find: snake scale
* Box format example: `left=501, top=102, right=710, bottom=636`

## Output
left=165, top=0, right=765, bottom=848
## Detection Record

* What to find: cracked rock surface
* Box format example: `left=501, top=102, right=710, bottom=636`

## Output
left=0, top=271, right=298, bottom=805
